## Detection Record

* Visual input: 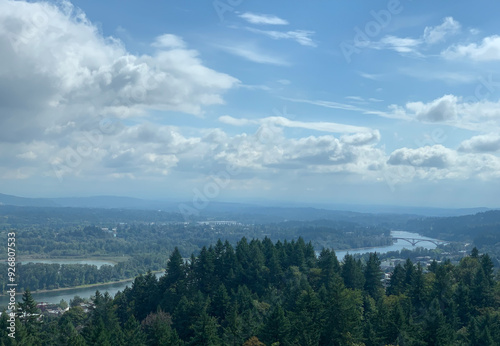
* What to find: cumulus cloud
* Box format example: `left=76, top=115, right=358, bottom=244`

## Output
left=0, top=0, right=238, bottom=144
left=458, top=133, right=500, bottom=153
left=442, top=35, right=500, bottom=61
left=387, top=145, right=455, bottom=168
left=205, top=130, right=384, bottom=173
left=406, top=95, right=458, bottom=122
left=0, top=0, right=243, bottom=182
left=387, top=94, right=500, bottom=131
left=341, top=131, right=381, bottom=146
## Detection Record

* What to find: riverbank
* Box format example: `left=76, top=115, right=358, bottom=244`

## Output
left=17, top=255, right=130, bottom=265
left=0, top=270, right=164, bottom=297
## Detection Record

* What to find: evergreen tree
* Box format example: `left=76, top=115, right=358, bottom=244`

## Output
left=83, top=291, right=125, bottom=346
left=0, top=312, right=16, bottom=346
left=387, top=263, right=405, bottom=296
left=423, top=298, right=454, bottom=346
left=12, top=318, right=37, bottom=346
left=318, top=248, right=341, bottom=287
left=221, top=240, right=238, bottom=290
left=161, top=247, right=185, bottom=290
left=385, top=297, right=407, bottom=344
left=480, top=253, right=495, bottom=286
left=362, top=295, right=381, bottom=346
left=222, top=303, right=244, bottom=346
left=247, top=240, right=267, bottom=295
left=454, top=282, right=471, bottom=328
left=320, top=278, right=363, bottom=345
left=173, top=295, right=198, bottom=341
left=211, top=284, right=230, bottom=321
left=304, top=240, right=317, bottom=269
left=364, top=253, right=383, bottom=300
left=141, top=310, right=182, bottom=346
left=123, top=315, right=146, bottom=346
left=18, top=289, right=40, bottom=327
left=403, top=258, right=416, bottom=289
left=342, top=254, right=365, bottom=290
left=260, top=304, right=291, bottom=346
left=471, top=247, right=479, bottom=258
left=472, top=266, right=494, bottom=308
left=410, top=262, right=427, bottom=310
left=58, top=320, right=87, bottom=346
left=289, top=287, right=323, bottom=346
left=189, top=309, right=222, bottom=346
left=195, top=246, right=216, bottom=295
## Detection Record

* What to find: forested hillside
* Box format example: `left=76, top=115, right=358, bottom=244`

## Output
left=3, top=238, right=499, bottom=345
left=407, top=210, right=500, bottom=266
left=407, top=210, right=500, bottom=242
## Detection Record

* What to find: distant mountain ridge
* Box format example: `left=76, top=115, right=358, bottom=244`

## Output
left=0, top=192, right=493, bottom=217
left=0, top=193, right=59, bottom=207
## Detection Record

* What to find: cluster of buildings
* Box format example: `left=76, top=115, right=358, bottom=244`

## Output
left=35, top=300, right=95, bottom=316
left=36, top=302, right=69, bottom=316
left=101, top=227, right=117, bottom=237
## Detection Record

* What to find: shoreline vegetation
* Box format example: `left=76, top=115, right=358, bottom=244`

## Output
left=0, top=270, right=164, bottom=297
left=16, top=255, right=130, bottom=264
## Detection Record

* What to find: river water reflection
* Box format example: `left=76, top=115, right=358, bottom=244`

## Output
left=334, top=230, right=439, bottom=260
left=2, top=231, right=441, bottom=308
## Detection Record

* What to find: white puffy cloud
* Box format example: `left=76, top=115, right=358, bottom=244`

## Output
left=385, top=144, right=500, bottom=184
left=0, top=0, right=238, bottom=143
left=388, top=145, right=455, bottom=168
left=458, top=133, right=500, bottom=152
left=442, top=35, right=500, bottom=61
left=208, top=116, right=384, bottom=173
left=341, top=131, right=381, bottom=146
left=387, top=94, right=500, bottom=131
left=406, top=95, right=458, bottom=122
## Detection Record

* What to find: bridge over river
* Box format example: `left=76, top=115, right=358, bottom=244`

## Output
left=392, top=237, right=447, bottom=246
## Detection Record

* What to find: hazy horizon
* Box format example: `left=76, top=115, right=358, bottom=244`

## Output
left=1, top=191, right=497, bottom=213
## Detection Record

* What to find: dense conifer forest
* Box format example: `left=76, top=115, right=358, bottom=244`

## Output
left=2, top=237, right=499, bottom=345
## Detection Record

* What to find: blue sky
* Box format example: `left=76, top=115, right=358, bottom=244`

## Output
left=1, top=0, right=500, bottom=208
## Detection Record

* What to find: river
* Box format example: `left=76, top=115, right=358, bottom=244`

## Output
left=1, top=230, right=440, bottom=308
left=333, top=230, right=440, bottom=259
left=0, top=272, right=164, bottom=309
